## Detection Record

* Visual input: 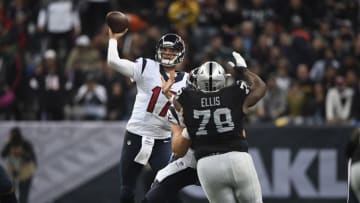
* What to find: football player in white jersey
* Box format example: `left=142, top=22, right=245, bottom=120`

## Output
left=107, top=28, right=188, bottom=203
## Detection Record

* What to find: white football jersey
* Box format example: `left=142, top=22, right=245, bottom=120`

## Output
left=127, top=57, right=188, bottom=139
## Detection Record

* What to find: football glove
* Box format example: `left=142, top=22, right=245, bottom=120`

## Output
left=228, top=51, right=247, bottom=69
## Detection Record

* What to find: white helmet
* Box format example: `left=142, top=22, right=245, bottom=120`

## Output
left=194, top=61, right=227, bottom=92
left=155, top=33, right=185, bottom=67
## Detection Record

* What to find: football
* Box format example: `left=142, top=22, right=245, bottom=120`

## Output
left=106, top=11, right=129, bottom=33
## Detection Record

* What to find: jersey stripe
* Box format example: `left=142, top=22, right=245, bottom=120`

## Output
left=169, top=106, right=181, bottom=125
left=141, top=58, right=147, bottom=74
left=209, top=61, right=213, bottom=91
left=159, top=101, right=172, bottom=117
left=160, top=66, right=186, bottom=83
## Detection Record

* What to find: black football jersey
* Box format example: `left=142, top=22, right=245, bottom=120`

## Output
left=177, top=80, right=250, bottom=160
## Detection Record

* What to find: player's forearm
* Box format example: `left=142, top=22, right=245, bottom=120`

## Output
left=171, top=125, right=191, bottom=158
left=244, top=70, right=266, bottom=107
left=107, top=39, right=135, bottom=78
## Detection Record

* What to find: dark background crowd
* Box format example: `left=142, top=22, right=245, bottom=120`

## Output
left=0, top=0, right=360, bottom=126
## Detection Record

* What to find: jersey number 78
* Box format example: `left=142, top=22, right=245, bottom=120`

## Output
left=194, top=108, right=235, bottom=135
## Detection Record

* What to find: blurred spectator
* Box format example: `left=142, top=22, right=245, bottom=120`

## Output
left=242, top=0, right=274, bottom=33
left=251, top=34, right=272, bottom=67
left=198, top=0, right=222, bottom=27
left=286, top=80, right=305, bottom=125
left=354, top=34, right=360, bottom=61
left=239, top=20, right=255, bottom=58
left=146, top=0, right=170, bottom=30
left=1, top=127, right=36, bottom=203
left=332, top=35, right=347, bottom=60
left=0, top=40, right=16, bottom=119
left=5, top=0, right=31, bottom=51
left=290, top=29, right=314, bottom=68
left=79, top=0, right=110, bottom=38
left=315, top=21, right=333, bottom=43
left=195, top=35, right=231, bottom=64
left=296, top=64, right=316, bottom=122
left=142, top=26, right=162, bottom=59
left=230, top=35, right=245, bottom=56
left=258, top=74, right=287, bottom=121
left=321, top=64, right=337, bottom=91
left=168, top=0, right=199, bottom=30
left=325, top=76, right=354, bottom=124
left=37, top=0, right=81, bottom=60
left=65, top=35, right=102, bottom=89
left=107, top=81, right=127, bottom=120
left=281, top=0, right=313, bottom=29
left=0, top=82, right=16, bottom=120
left=311, top=82, right=326, bottom=125
left=277, top=32, right=296, bottom=70
left=73, top=73, right=107, bottom=120
left=92, top=24, right=111, bottom=59
left=0, top=21, right=27, bottom=120
left=221, top=0, right=242, bottom=28
left=29, top=49, right=67, bottom=120
left=310, top=48, right=340, bottom=82
left=122, top=32, right=146, bottom=60
left=274, top=58, right=291, bottom=91
left=345, top=70, right=359, bottom=89
left=339, top=55, right=360, bottom=77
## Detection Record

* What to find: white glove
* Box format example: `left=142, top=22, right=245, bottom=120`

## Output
left=227, top=51, right=247, bottom=68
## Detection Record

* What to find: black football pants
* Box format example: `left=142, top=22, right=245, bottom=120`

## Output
left=0, top=165, right=17, bottom=203
left=143, top=167, right=198, bottom=203
left=120, top=131, right=171, bottom=203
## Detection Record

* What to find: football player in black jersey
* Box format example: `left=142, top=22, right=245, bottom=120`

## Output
left=161, top=51, right=266, bottom=203
left=345, top=128, right=360, bottom=202
left=0, top=165, right=18, bottom=203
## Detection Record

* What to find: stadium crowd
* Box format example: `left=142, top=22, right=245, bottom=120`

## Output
left=0, top=0, right=360, bottom=126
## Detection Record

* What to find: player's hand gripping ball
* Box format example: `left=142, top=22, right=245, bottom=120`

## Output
left=106, top=11, right=129, bottom=33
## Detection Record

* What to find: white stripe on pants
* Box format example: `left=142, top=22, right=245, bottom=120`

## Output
left=197, top=152, right=263, bottom=203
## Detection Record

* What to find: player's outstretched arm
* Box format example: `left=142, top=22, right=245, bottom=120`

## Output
left=171, top=124, right=191, bottom=158
left=107, top=28, right=136, bottom=78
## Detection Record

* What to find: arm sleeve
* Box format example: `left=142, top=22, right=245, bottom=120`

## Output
left=94, top=86, right=108, bottom=103
left=325, top=89, right=334, bottom=121
left=181, top=128, right=190, bottom=140
left=107, top=39, right=136, bottom=78
left=74, top=85, right=87, bottom=103
left=37, top=9, right=46, bottom=29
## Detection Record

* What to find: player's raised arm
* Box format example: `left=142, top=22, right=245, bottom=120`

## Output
left=107, top=28, right=136, bottom=78
left=242, top=69, right=266, bottom=110
left=228, top=51, right=266, bottom=113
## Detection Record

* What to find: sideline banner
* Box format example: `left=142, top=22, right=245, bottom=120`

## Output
left=0, top=121, right=127, bottom=203
left=247, top=126, right=352, bottom=203
left=0, top=122, right=353, bottom=203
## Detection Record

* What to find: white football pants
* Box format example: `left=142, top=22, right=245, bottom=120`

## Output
left=351, top=162, right=360, bottom=201
left=197, top=151, right=263, bottom=203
